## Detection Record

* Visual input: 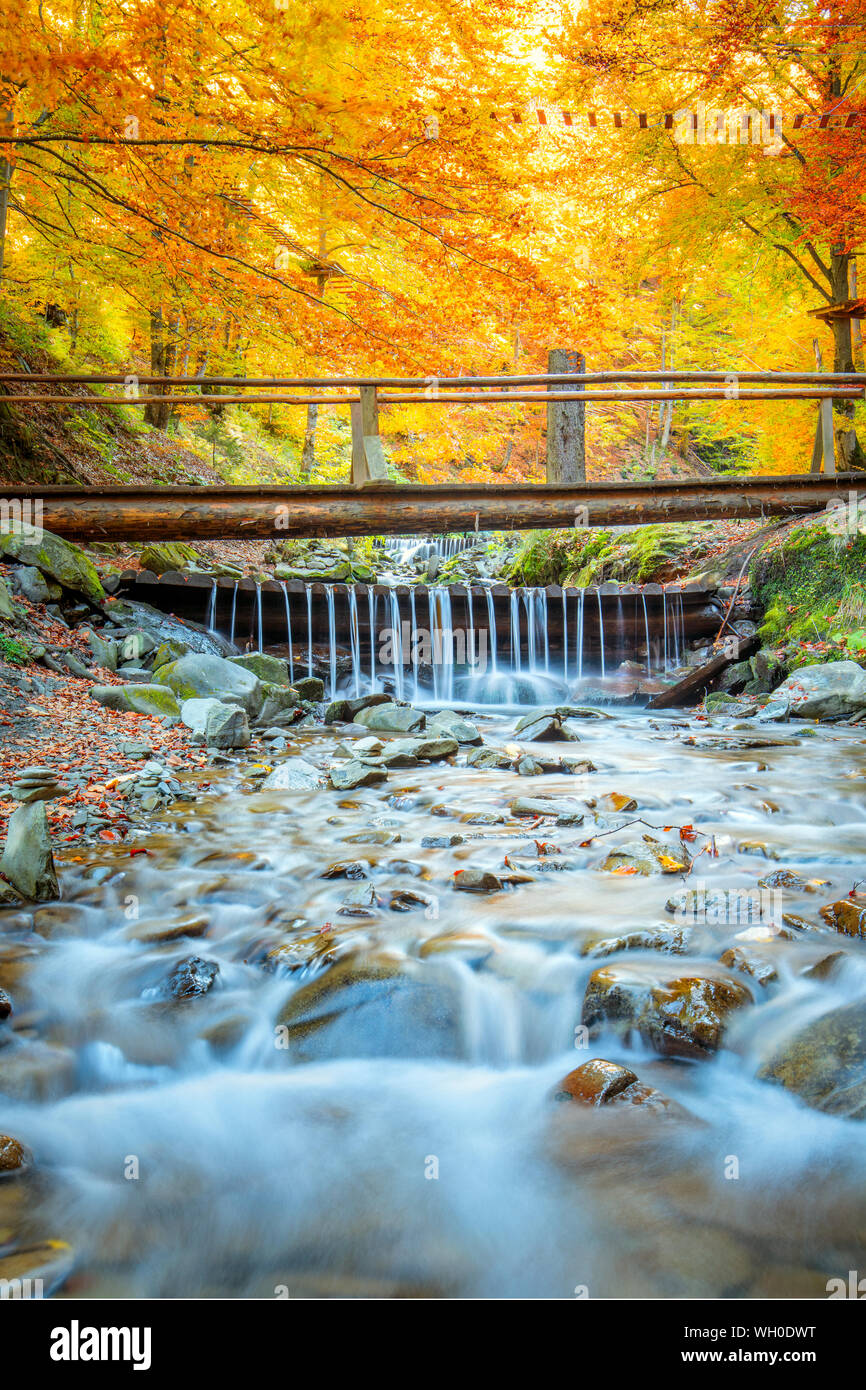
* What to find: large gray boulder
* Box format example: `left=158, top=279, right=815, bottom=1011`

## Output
left=353, top=702, right=425, bottom=733
left=13, top=566, right=60, bottom=604
left=181, top=697, right=250, bottom=749
left=153, top=653, right=263, bottom=717
left=261, top=758, right=325, bottom=791
left=0, top=528, right=105, bottom=603
left=101, top=599, right=236, bottom=658
left=91, top=684, right=180, bottom=718
left=427, top=709, right=481, bottom=744
left=1, top=802, right=59, bottom=901
left=773, top=660, right=866, bottom=720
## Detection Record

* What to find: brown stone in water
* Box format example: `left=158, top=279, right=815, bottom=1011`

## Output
left=554, top=1058, right=638, bottom=1105
left=819, top=899, right=866, bottom=939
left=0, top=1135, right=31, bottom=1173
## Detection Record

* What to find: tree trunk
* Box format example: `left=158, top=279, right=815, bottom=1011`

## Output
left=829, top=250, right=865, bottom=469
left=144, top=307, right=172, bottom=430
left=299, top=403, right=318, bottom=479
left=545, top=348, right=585, bottom=483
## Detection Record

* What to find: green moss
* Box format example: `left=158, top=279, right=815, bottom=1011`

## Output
left=0, top=635, right=30, bottom=665
left=506, top=523, right=715, bottom=588
left=751, top=521, right=866, bottom=667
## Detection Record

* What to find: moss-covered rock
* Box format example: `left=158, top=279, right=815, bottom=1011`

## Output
left=506, top=522, right=717, bottom=588
left=0, top=529, right=105, bottom=603
left=90, top=683, right=181, bottom=718
left=138, top=542, right=202, bottom=574
left=751, top=519, right=866, bottom=665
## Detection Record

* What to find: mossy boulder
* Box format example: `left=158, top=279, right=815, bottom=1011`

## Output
left=0, top=529, right=104, bottom=603
left=229, top=653, right=292, bottom=685
left=152, top=653, right=263, bottom=717
left=91, top=683, right=181, bottom=718
left=139, top=542, right=202, bottom=574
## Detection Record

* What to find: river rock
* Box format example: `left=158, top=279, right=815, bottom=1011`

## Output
left=14, top=565, right=58, bottom=604
left=84, top=627, right=118, bottom=671
left=582, top=963, right=754, bottom=1058
left=453, top=867, right=502, bottom=893
left=427, top=710, right=482, bottom=744
left=329, top=760, right=388, bottom=790
left=324, top=692, right=391, bottom=724
left=353, top=702, right=425, bottom=733
left=181, top=697, right=250, bottom=749
left=0, top=1134, right=31, bottom=1172
left=581, top=925, right=690, bottom=957
left=509, top=796, right=583, bottom=820
left=818, top=899, right=866, bottom=939
left=256, top=683, right=302, bottom=726
left=0, top=802, right=59, bottom=902
left=0, top=577, right=20, bottom=621
left=153, top=653, right=263, bottom=717
left=757, top=1000, right=866, bottom=1118
left=293, top=676, right=325, bottom=701
left=385, top=735, right=458, bottom=762
left=719, top=945, right=778, bottom=987
left=91, top=683, right=181, bottom=718
left=466, top=745, right=512, bottom=769
left=159, top=955, right=220, bottom=1000
left=0, top=528, right=105, bottom=603
left=553, top=1058, right=639, bottom=1105
left=602, top=840, right=689, bottom=876
left=514, top=709, right=581, bottom=742
left=773, top=660, right=866, bottom=721
left=261, top=758, right=325, bottom=791
left=275, top=952, right=461, bottom=1060
left=138, top=541, right=201, bottom=573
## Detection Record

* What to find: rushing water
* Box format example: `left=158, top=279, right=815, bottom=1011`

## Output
left=4, top=710, right=866, bottom=1298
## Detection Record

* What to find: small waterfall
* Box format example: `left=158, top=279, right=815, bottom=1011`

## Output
left=368, top=588, right=377, bottom=690
left=255, top=584, right=264, bottom=654
left=538, top=589, right=549, bottom=671
left=576, top=589, right=584, bottom=680
left=205, top=580, right=217, bottom=632
left=389, top=589, right=404, bottom=701
left=306, top=587, right=314, bottom=677
left=325, top=586, right=337, bottom=698
left=597, top=590, right=606, bottom=678
left=522, top=589, right=536, bottom=670
left=510, top=591, right=522, bottom=673
left=229, top=582, right=238, bottom=647
left=409, top=588, right=420, bottom=701
left=485, top=588, right=498, bottom=674
left=466, top=588, right=475, bottom=671
left=616, top=595, right=625, bottom=669
left=662, top=591, right=669, bottom=670
left=347, top=588, right=361, bottom=697
left=281, top=583, right=294, bottom=684
left=641, top=592, right=652, bottom=676
left=562, top=591, right=568, bottom=680
left=437, top=587, right=454, bottom=701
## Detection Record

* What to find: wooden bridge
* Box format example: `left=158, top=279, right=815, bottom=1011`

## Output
left=0, top=368, right=862, bottom=537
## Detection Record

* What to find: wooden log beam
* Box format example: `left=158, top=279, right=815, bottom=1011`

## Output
left=0, top=475, right=861, bottom=541
left=645, top=634, right=761, bottom=709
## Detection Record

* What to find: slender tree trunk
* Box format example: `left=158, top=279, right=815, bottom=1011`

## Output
left=829, top=249, right=865, bottom=469
left=299, top=403, right=318, bottom=479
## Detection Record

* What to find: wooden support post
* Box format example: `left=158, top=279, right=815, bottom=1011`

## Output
left=351, top=385, right=388, bottom=483
left=546, top=349, right=586, bottom=484
left=810, top=411, right=823, bottom=473
left=820, top=396, right=836, bottom=476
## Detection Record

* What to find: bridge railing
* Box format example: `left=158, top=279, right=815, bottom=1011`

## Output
left=0, top=369, right=863, bottom=480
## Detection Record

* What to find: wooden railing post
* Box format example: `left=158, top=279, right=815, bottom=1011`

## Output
left=351, top=385, right=388, bottom=483
left=546, top=349, right=586, bottom=483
